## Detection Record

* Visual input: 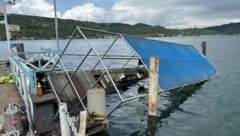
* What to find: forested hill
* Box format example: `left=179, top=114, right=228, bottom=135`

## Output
left=0, top=14, right=239, bottom=40
left=204, top=22, right=240, bottom=35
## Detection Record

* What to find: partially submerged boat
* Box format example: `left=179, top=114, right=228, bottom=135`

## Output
left=124, top=35, right=217, bottom=90
left=4, top=26, right=217, bottom=135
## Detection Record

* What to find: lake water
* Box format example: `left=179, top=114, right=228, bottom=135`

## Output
left=0, top=35, right=240, bottom=136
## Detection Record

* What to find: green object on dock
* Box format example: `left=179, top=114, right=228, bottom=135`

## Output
left=0, top=73, right=14, bottom=84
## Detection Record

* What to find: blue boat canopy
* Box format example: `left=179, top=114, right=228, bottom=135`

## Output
left=123, top=35, right=217, bottom=90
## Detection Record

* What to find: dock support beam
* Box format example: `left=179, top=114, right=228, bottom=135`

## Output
left=59, top=103, right=69, bottom=136
left=201, top=41, right=207, bottom=56
left=148, top=56, right=159, bottom=116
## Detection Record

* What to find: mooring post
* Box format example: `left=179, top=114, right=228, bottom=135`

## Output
left=201, top=41, right=207, bottom=56
left=148, top=56, right=159, bottom=116
left=16, top=43, right=26, bottom=59
left=78, top=111, right=87, bottom=136
left=59, top=103, right=69, bottom=136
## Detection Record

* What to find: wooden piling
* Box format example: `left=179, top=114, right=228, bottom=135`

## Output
left=16, top=43, right=26, bottom=59
left=78, top=111, right=87, bottom=136
left=201, top=41, right=207, bottom=56
left=148, top=56, right=159, bottom=116
left=59, top=103, right=69, bottom=136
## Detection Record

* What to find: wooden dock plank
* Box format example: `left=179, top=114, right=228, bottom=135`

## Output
left=71, top=71, right=98, bottom=95
left=0, top=66, right=23, bottom=114
left=48, top=72, right=75, bottom=102
left=0, top=113, right=4, bottom=133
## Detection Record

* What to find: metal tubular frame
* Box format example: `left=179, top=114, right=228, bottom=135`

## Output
left=76, top=27, right=124, bottom=102
left=58, top=58, right=87, bottom=111
left=8, top=25, right=156, bottom=118
left=59, top=26, right=155, bottom=116
left=58, top=48, right=93, bottom=96
left=47, top=26, right=159, bottom=116
left=48, top=27, right=78, bottom=76
left=92, top=35, right=121, bottom=70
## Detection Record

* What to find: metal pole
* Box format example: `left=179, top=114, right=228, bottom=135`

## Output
left=59, top=103, right=69, bottom=136
left=3, top=3, right=11, bottom=53
left=148, top=56, right=159, bottom=116
left=53, top=0, right=59, bottom=51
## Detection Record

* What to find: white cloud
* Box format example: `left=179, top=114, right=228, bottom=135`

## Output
left=5, top=0, right=240, bottom=28
left=8, top=0, right=61, bottom=17
left=110, top=1, right=146, bottom=24
left=62, top=3, right=107, bottom=23
left=110, top=1, right=188, bottom=27
left=108, top=0, right=240, bottom=28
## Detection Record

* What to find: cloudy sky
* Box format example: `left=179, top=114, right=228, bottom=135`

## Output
left=6, top=0, right=240, bottom=28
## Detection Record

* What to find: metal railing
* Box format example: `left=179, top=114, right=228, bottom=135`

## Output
left=9, top=48, right=62, bottom=135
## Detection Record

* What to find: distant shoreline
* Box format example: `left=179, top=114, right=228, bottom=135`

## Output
left=0, top=34, right=240, bottom=42
left=0, top=14, right=239, bottom=40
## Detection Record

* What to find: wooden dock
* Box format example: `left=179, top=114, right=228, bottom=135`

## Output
left=0, top=65, right=23, bottom=133
left=0, top=65, right=23, bottom=113
left=1, top=64, right=132, bottom=135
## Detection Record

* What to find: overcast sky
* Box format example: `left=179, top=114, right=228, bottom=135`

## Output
left=6, top=0, right=240, bottom=28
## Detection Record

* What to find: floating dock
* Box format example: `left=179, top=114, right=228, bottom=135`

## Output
left=0, top=65, right=23, bottom=133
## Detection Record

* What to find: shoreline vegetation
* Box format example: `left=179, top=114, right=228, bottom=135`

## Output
left=0, top=14, right=240, bottom=40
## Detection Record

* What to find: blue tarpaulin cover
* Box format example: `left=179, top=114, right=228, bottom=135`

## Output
left=123, top=35, right=217, bottom=90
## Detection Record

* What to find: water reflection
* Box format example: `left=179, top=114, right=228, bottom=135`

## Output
left=107, top=81, right=206, bottom=136
left=143, top=82, right=206, bottom=135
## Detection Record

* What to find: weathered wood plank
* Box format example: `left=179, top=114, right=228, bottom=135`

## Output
left=0, top=113, right=4, bottom=133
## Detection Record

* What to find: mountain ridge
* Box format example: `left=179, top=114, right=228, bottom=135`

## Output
left=0, top=14, right=239, bottom=40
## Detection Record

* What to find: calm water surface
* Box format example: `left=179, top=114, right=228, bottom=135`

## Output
left=0, top=35, right=240, bottom=136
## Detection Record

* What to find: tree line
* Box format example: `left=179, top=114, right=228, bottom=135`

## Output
left=0, top=14, right=239, bottom=40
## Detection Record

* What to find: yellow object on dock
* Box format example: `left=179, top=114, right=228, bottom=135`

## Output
left=0, top=73, right=14, bottom=84
left=37, top=82, right=43, bottom=97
